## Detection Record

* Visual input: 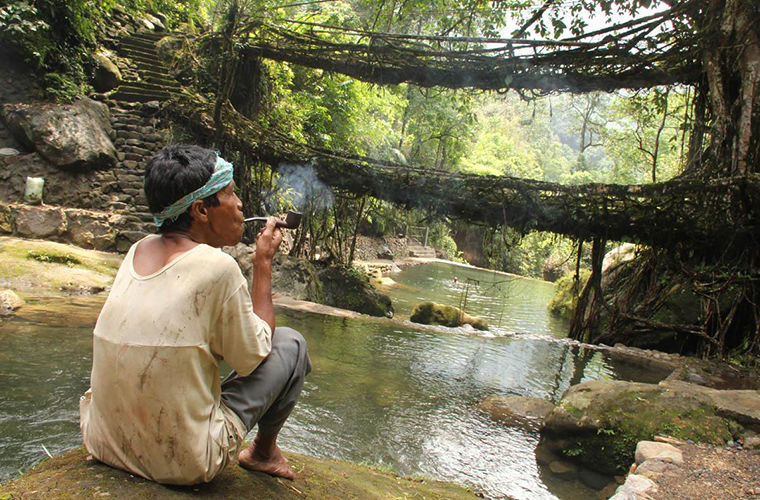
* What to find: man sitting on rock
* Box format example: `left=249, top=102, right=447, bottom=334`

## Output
left=79, top=144, right=311, bottom=484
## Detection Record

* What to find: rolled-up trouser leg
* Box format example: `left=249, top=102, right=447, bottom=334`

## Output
left=221, top=327, right=312, bottom=435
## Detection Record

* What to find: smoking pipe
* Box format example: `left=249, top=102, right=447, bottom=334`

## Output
left=244, top=210, right=302, bottom=229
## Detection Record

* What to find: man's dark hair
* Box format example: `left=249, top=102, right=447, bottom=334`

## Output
left=144, top=144, right=221, bottom=234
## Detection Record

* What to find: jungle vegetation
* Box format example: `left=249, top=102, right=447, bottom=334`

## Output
left=2, top=0, right=759, bottom=361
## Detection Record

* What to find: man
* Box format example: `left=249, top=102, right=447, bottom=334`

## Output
left=79, top=144, right=311, bottom=484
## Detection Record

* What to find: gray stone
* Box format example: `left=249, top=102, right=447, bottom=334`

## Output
left=0, top=147, right=20, bottom=156
left=1, top=98, right=116, bottom=170
left=635, top=441, right=683, bottom=465
left=0, top=289, right=24, bottom=315
left=14, top=205, right=66, bottom=238
left=477, top=395, right=555, bottom=430
left=143, top=13, right=165, bottom=30
left=609, top=474, right=658, bottom=499
left=91, top=51, right=122, bottom=92
left=64, top=209, right=117, bottom=250
left=635, top=458, right=679, bottom=479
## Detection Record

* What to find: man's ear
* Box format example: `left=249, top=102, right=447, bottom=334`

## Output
left=188, top=200, right=208, bottom=223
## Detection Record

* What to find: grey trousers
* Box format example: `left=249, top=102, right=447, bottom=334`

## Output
left=221, top=326, right=311, bottom=435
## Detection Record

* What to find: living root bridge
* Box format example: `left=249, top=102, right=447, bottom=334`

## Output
left=243, top=8, right=701, bottom=93
left=171, top=96, right=760, bottom=258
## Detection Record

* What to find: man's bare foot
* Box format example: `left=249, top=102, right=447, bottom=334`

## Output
left=238, top=444, right=295, bottom=480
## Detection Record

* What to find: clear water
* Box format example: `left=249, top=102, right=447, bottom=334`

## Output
left=0, top=262, right=668, bottom=499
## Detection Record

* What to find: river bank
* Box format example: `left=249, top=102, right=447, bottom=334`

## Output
left=3, top=235, right=760, bottom=499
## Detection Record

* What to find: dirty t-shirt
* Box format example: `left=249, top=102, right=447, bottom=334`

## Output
left=79, top=237, right=271, bottom=485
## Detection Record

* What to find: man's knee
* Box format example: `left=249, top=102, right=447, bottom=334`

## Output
left=272, top=327, right=310, bottom=372
left=272, top=326, right=306, bottom=350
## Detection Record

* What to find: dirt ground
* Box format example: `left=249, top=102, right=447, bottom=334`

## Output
left=643, top=441, right=760, bottom=499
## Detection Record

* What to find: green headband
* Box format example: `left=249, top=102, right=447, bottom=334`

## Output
left=153, top=155, right=234, bottom=227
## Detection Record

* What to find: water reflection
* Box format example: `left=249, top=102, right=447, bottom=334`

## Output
left=0, top=263, right=669, bottom=499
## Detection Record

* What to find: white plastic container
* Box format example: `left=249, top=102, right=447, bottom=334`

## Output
left=24, top=176, right=44, bottom=205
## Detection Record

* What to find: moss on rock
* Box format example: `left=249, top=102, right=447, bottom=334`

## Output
left=317, top=265, right=393, bottom=318
left=410, top=301, right=488, bottom=330
left=547, top=270, right=590, bottom=319
left=540, top=380, right=736, bottom=475
left=0, top=446, right=478, bottom=499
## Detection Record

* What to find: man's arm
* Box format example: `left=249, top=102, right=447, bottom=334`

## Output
left=251, top=217, right=282, bottom=332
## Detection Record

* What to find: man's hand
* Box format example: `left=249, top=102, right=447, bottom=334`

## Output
left=254, top=217, right=283, bottom=264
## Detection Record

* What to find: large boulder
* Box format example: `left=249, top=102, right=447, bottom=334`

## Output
left=410, top=301, right=488, bottom=330
left=318, top=265, right=393, bottom=318
left=538, top=379, right=755, bottom=475
left=1, top=98, right=116, bottom=170
left=91, top=50, right=122, bottom=92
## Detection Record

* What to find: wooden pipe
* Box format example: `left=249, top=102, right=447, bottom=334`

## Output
left=244, top=211, right=302, bottom=229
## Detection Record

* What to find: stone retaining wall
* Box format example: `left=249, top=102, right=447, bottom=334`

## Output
left=0, top=10, right=178, bottom=252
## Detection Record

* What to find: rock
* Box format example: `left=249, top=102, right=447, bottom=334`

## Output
left=0, top=289, right=24, bottom=315
left=548, top=459, right=577, bottom=479
left=741, top=430, right=760, bottom=449
left=539, top=379, right=735, bottom=475
left=270, top=254, right=322, bottom=302
left=609, top=474, right=658, bottom=499
left=14, top=205, right=66, bottom=238
left=91, top=50, right=122, bottom=93
left=318, top=265, right=393, bottom=318
left=64, top=209, right=118, bottom=250
left=156, top=36, right=184, bottom=61
left=0, top=446, right=478, bottom=500
left=578, top=467, right=612, bottom=490
left=635, top=441, right=683, bottom=465
left=602, top=243, right=638, bottom=283
left=0, top=147, right=20, bottom=156
left=477, top=395, right=554, bottom=430
left=377, top=244, right=394, bottom=260
left=410, top=301, right=488, bottom=330
left=634, top=457, right=679, bottom=479
left=143, top=13, right=165, bottom=30
left=1, top=98, right=116, bottom=170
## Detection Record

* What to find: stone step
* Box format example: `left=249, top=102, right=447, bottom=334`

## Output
left=122, top=55, right=170, bottom=74
left=117, top=80, right=179, bottom=93
left=131, top=30, right=169, bottom=41
left=109, top=90, right=170, bottom=103
left=117, top=43, right=157, bottom=59
left=407, top=245, right=436, bottom=258
left=118, top=46, right=161, bottom=62
left=118, top=37, right=157, bottom=52
left=140, top=71, right=180, bottom=87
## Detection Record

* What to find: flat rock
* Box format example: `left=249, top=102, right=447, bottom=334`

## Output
left=610, top=474, right=658, bottom=499
left=635, top=441, right=683, bottom=465
left=0, top=446, right=478, bottom=500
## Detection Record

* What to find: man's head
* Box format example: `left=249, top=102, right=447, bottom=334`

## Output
left=144, top=145, right=244, bottom=246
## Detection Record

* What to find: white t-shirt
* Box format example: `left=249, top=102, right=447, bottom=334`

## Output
left=80, top=237, right=271, bottom=484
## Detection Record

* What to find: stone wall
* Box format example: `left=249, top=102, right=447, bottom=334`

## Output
left=0, top=11, right=178, bottom=252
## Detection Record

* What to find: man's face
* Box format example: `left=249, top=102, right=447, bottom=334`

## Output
left=205, top=181, right=244, bottom=247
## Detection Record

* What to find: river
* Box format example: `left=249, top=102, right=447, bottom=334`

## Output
left=0, top=261, right=667, bottom=499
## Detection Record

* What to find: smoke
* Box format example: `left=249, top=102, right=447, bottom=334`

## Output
left=275, top=163, right=334, bottom=211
